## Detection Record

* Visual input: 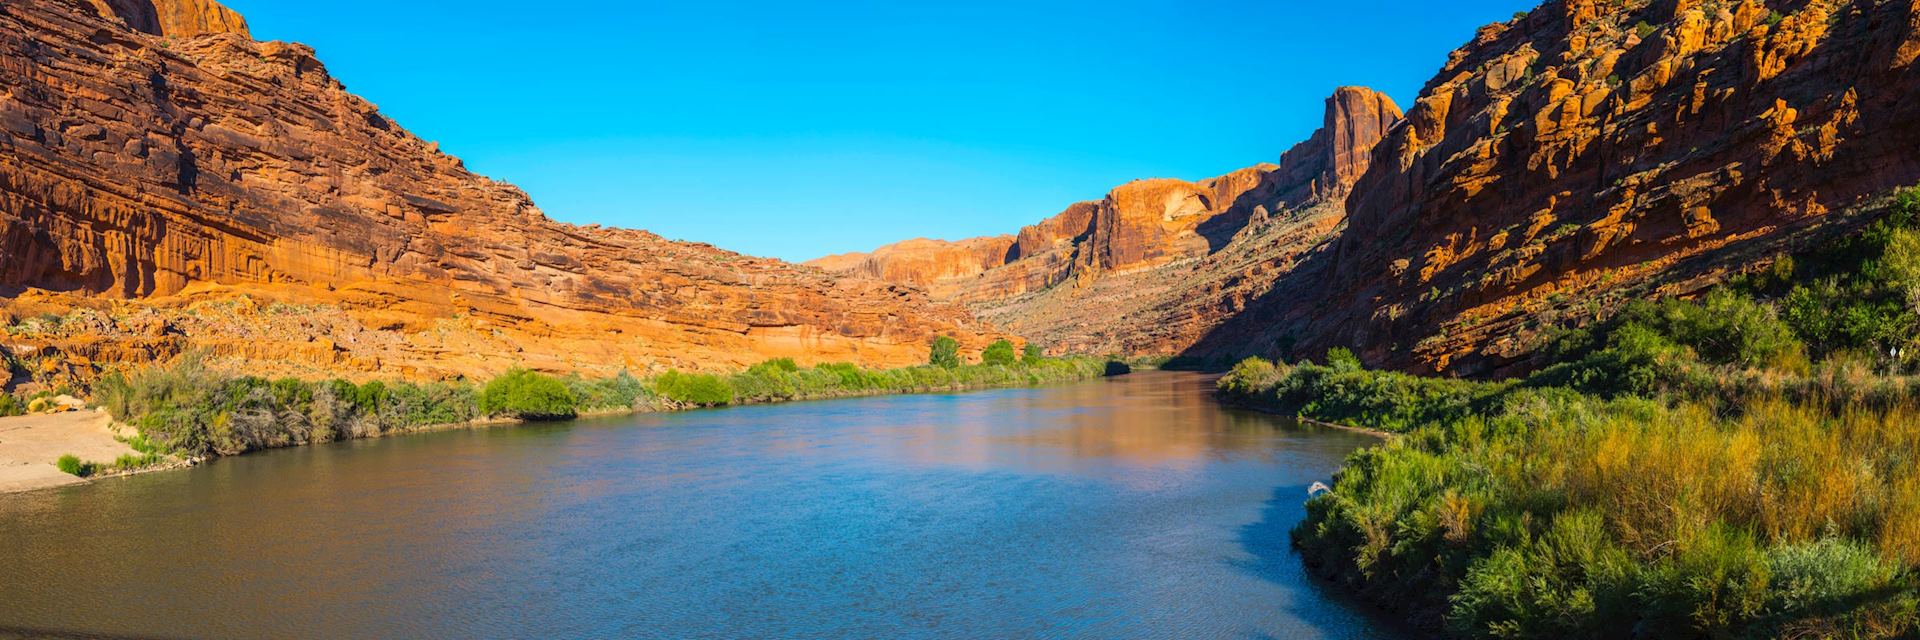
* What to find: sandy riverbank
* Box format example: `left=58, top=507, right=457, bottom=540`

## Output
left=0, top=410, right=141, bottom=494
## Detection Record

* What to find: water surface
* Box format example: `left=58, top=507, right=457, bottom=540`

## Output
left=0, top=371, right=1396, bottom=639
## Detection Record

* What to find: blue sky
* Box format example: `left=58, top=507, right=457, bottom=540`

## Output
left=224, top=0, right=1533, bottom=262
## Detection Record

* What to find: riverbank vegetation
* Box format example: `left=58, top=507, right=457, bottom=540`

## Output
left=87, top=343, right=1116, bottom=462
left=1218, top=189, right=1920, bottom=638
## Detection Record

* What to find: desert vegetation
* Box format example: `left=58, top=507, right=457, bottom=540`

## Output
left=0, top=390, right=21, bottom=417
left=84, top=344, right=1116, bottom=461
left=1217, top=189, right=1920, bottom=638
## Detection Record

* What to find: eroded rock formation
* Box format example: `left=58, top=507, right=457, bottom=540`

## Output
left=811, top=87, right=1403, bottom=355
left=0, top=0, right=997, bottom=381
left=1194, top=0, right=1920, bottom=375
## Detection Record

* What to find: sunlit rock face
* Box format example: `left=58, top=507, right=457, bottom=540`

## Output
left=83, top=0, right=250, bottom=38
left=810, top=87, right=1404, bottom=356
left=826, top=0, right=1920, bottom=376
left=1201, top=0, right=1920, bottom=375
left=0, top=0, right=999, bottom=380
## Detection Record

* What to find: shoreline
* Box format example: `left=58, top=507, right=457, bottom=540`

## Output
left=1216, top=397, right=1395, bottom=439
left=1, top=372, right=1126, bottom=497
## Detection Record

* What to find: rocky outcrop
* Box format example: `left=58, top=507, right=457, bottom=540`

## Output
left=809, top=235, right=1016, bottom=299
left=1191, top=0, right=1920, bottom=375
left=812, top=87, right=1403, bottom=355
left=83, top=0, right=248, bottom=38
left=0, top=0, right=997, bottom=381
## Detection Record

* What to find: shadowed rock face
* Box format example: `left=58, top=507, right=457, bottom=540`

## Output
left=0, top=0, right=996, bottom=380
left=809, top=87, right=1404, bottom=355
left=1190, top=0, right=1920, bottom=375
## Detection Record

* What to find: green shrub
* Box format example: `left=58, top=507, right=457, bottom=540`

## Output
left=1218, top=357, right=1285, bottom=396
left=55, top=454, right=93, bottom=477
left=385, top=381, right=479, bottom=427
left=478, top=369, right=578, bottom=420
left=982, top=340, right=1017, bottom=367
left=653, top=370, right=734, bottom=406
left=1325, top=347, right=1363, bottom=372
left=0, top=391, right=20, bottom=417
left=567, top=371, right=647, bottom=412
left=929, top=336, right=961, bottom=369
left=1022, top=344, right=1044, bottom=365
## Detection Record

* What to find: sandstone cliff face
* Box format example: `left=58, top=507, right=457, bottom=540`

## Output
left=810, top=87, right=1404, bottom=355
left=0, top=0, right=996, bottom=381
left=1193, top=0, right=1920, bottom=374
left=83, top=0, right=248, bottom=38
left=808, top=235, right=1016, bottom=299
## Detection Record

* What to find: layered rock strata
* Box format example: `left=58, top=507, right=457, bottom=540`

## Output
left=0, top=0, right=997, bottom=381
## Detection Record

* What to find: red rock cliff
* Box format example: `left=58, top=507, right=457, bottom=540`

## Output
left=0, top=0, right=997, bottom=380
left=84, top=0, right=248, bottom=38
left=810, top=87, right=1404, bottom=355
left=1193, top=0, right=1920, bottom=374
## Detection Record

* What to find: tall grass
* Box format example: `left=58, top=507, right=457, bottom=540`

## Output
left=1277, top=385, right=1920, bottom=638
left=1214, top=189, right=1920, bottom=637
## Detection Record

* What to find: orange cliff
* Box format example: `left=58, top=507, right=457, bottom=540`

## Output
left=0, top=0, right=1000, bottom=383
left=1190, top=0, right=1920, bottom=375
left=810, top=87, right=1404, bottom=356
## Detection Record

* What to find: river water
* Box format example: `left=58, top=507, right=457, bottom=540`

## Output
left=0, top=371, right=1397, bottom=639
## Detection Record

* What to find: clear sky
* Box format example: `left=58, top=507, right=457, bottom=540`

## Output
left=223, top=0, right=1534, bottom=262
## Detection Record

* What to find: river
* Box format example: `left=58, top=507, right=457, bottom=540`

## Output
left=0, top=371, right=1398, bottom=639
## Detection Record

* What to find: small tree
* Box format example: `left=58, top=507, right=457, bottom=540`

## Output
left=479, top=369, right=578, bottom=421
left=982, top=339, right=1017, bottom=366
left=1326, top=347, right=1364, bottom=372
left=1022, top=343, right=1044, bottom=365
left=929, top=336, right=961, bottom=369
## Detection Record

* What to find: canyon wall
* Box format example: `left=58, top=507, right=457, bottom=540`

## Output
left=1190, top=0, right=1920, bottom=374
left=811, top=87, right=1403, bottom=355
left=0, top=0, right=998, bottom=382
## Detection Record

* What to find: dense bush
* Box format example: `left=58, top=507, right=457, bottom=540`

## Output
left=98, top=356, right=485, bottom=456
left=55, top=453, right=93, bottom=477
left=654, top=370, right=736, bottom=406
left=479, top=369, right=577, bottom=421
left=929, top=336, right=961, bottom=369
left=1022, top=343, right=1045, bottom=365
left=1219, top=350, right=1503, bottom=432
left=94, top=353, right=1115, bottom=461
left=1218, top=357, right=1286, bottom=397
left=1214, top=188, right=1920, bottom=637
left=567, top=371, right=648, bottom=412
left=982, top=340, right=1017, bottom=366
left=1746, top=189, right=1920, bottom=367
left=0, top=391, right=20, bottom=417
left=1290, top=389, right=1920, bottom=638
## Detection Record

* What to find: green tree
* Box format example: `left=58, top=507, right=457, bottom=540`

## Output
left=929, top=336, right=961, bottom=369
left=982, top=339, right=1017, bottom=366
left=479, top=369, right=578, bottom=421
left=1022, top=343, right=1045, bottom=365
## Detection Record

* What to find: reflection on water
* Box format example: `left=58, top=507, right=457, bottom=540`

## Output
left=0, top=371, right=1397, bottom=639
